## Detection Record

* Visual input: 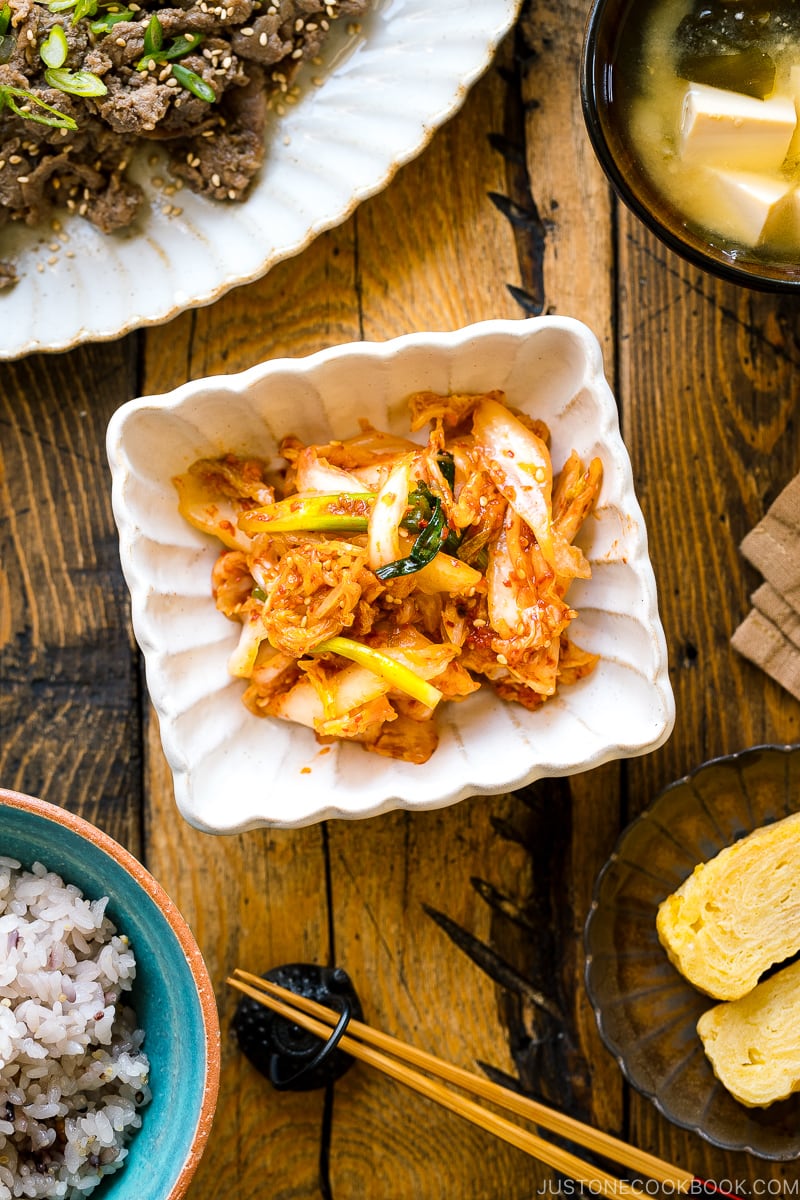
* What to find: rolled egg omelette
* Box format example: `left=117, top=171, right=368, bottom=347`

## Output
left=697, top=957, right=800, bottom=1107
left=656, top=810, right=800, bottom=1001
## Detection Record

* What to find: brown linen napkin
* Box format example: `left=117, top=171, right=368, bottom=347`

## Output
left=740, top=473, right=800, bottom=614
left=731, top=608, right=800, bottom=703
left=732, top=473, right=800, bottom=700
left=752, top=581, right=800, bottom=652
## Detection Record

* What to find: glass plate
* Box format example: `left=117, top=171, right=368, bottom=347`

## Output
left=584, top=743, right=800, bottom=1160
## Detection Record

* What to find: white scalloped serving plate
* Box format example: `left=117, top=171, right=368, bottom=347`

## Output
left=107, top=316, right=675, bottom=832
left=1, top=0, right=520, bottom=361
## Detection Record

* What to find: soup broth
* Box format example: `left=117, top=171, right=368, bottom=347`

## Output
left=621, top=0, right=800, bottom=263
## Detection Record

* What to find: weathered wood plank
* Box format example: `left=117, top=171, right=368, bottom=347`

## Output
left=8, top=2, right=800, bottom=1198
left=140, top=216, right=364, bottom=1200
left=618, top=206, right=800, bottom=1184
left=143, top=735, right=332, bottom=1200
left=517, top=0, right=624, bottom=1147
left=518, top=0, right=615, bottom=356
left=318, top=38, right=553, bottom=1199
left=619, top=229, right=800, bottom=788
left=326, top=797, right=540, bottom=1200
left=138, top=35, right=558, bottom=1199
left=0, top=340, right=142, bottom=850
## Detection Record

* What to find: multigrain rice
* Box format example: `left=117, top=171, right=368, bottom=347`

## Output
left=0, top=857, right=150, bottom=1199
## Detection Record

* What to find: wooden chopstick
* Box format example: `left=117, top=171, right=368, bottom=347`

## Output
left=229, top=973, right=630, bottom=1192
left=228, top=969, right=693, bottom=1194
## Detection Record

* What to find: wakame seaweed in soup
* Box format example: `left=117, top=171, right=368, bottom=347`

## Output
left=620, top=0, right=800, bottom=263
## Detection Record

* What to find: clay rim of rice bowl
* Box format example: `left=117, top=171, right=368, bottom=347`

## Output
left=0, top=786, right=221, bottom=1199
left=579, top=0, right=800, bottom=293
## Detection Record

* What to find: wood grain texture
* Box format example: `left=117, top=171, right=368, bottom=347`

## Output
left=145, top=727, right=332, bottom=1200
left=5, top=1, right=800, bottom=1197
left=618, top=202, right=800, bottom=1187
left=140, top=213, right=353, bottom=1200
left=141, top=40, right=548, bottom=1200
left=0, top=341, right=142, bottom=851
left=518, top=0, right=615, bottom=356
left=518, top=0, right=623, bottom=1145
left=140, top=9, right=629, bottom=1197
left=324, top=798, right=538, bottom=1200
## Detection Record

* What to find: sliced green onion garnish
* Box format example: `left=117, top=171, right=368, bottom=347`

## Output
left=44, top=66, right=107, bottom=95
left=48, top=0, right=77, bottom=13
left=136, top=30, right=204, bottom=71
left=71, top=0, right=96, bottom=21
left=457, top=527, right=491, bottom=571
left=426, top=463, right=462, bottom=553
left=1, top=84, right=77, bottom=128
left=0, top=4, right=11, bottom=34
left=436, top=450, right=455, bottom=490
left=375, top=491, right=449, bottom=580
left=472, top=545, right=489, bottom=572
left=239, top=485, right=451, bottom=540
left=40, top=25, right=68, bottom=68
left=238, top=492, right=373, bottom=534
left=239, top=482, right=461, bottom=579
left=142, top=12, right=162, bottom=54
left=401, top=483, right=434, bottom=534
left=399, top=480, right=461, bottom=553
left=310, top=636, right=443, bottom=709
left=89, top=9, right=133, bottom=31
left=0, top=32, right=16, bottom=63
left=170, top=62, right=215, bottom=102
left=163, top=31, right=203, bottom=58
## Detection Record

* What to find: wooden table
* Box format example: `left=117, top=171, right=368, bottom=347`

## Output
left=3, top=0, right=800, bottom=1196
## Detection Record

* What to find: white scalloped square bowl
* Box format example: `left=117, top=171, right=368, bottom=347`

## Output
left=107, top=317, right=675, bottom=832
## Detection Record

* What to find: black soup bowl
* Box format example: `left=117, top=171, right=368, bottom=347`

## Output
left=581, top=0, right=800, bottom=292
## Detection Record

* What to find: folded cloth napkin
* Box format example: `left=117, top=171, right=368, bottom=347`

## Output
left=731, top=473, right=800, bottom=702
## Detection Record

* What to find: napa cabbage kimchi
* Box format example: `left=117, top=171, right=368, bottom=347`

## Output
left=174, top=389, right=602, bottom=764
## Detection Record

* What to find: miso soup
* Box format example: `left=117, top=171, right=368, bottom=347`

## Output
left=613, top=0, right=800, bottom=263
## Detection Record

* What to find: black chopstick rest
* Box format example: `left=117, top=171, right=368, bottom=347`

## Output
left=232, top=963, right=364, bottom=1091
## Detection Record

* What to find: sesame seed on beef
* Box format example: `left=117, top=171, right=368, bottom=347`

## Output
left=0, top=0, right=370, bottom=241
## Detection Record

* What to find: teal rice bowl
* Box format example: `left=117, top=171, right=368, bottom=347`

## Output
left=0, top=788, right=220, bottom=1199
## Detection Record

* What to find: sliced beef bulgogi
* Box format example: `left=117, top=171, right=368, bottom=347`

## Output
left=0, top=0, right=369, bottom=235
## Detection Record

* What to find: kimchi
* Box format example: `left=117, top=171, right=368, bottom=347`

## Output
left=174, top=389, right=603, bottom=764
